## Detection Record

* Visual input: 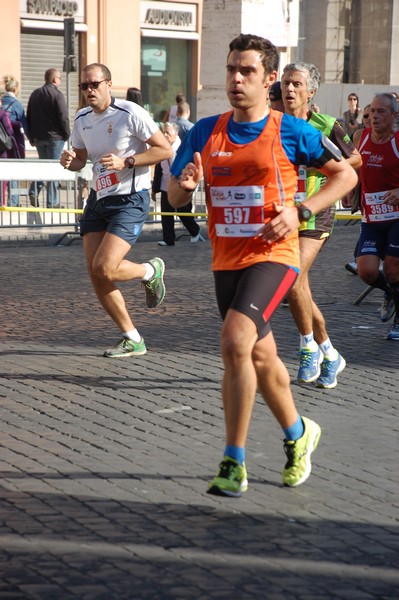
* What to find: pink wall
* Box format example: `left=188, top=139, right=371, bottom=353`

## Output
left=0, top=2, right=22, bottom=93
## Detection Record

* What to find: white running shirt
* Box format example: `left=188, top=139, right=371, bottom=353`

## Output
left=71, top=98, right=159, bottom=199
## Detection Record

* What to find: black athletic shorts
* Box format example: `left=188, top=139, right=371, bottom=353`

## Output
left=214, top=261, right=298, bottom=339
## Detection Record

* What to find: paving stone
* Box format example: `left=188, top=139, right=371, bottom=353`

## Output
left=0, top=224, right=398, bottom=599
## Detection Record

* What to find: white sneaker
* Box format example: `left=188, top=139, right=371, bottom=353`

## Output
left=158, top=240, right=173, bottom=246
left=191, top=232, right=205, bottom=243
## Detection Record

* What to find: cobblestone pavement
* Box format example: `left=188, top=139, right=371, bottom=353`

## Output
left=0, top=224, right=398, bottom=600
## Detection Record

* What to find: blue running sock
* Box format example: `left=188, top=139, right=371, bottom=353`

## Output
left=283, top=416, right=304, bottom=442
left=225, top=445, right=245, bottom=464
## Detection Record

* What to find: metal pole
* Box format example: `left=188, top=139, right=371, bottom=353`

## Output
left=66, top=70, right=70, bottom=150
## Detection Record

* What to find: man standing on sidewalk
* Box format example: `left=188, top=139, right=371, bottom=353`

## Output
left=281, top=61, right=362, bottom=388
left=27, top=68, right=70, bottom=208
left=60, top=63, right=171, bottom=357
left=168, top=34, right=357, bottom=497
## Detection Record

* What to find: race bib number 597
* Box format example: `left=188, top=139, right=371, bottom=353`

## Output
left=210, top=186, right=264, bottom=237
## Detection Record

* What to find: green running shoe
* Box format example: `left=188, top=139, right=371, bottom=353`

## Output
left=282, top=416, right=321, bottom=487
left=142, top=257, right=166, bottom=308
left=207, top=456, right=248, bottom=497
left=103, top=337, right=147, bottom=358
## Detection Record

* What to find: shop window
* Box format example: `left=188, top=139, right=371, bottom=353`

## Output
left=141, top=37, right=191, bottom=122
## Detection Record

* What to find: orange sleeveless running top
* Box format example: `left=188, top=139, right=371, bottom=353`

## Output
left=201, top=109, right=299, bottom=271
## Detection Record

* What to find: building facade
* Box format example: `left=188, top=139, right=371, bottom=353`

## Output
left=299, top=0, right=399, bottom=86
left=1, top=0, right=398, bottom=127
left=198, top=0, right=399, bottom=120
left=298, top=0, right=399, bottom=119
left=198, top=0, right=299, bottom=118
left=2, top=0, right=203, bottom=123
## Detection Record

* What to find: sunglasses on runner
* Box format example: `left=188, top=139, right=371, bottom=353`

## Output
left=78, top=79, right=108, bottom=91
left=363, top=113, right=369, bottom=119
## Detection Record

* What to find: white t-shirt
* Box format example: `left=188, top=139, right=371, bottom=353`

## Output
left=71, top=98, right=159, bottom=199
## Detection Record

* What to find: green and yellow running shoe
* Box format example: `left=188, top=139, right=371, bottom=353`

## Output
left=282, top=416, right=321, bottom=487
left=207, top=456, right=248, bottom=497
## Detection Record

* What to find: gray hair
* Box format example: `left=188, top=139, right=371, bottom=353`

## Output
left=372, top=93, right=399, bottom=113
left=161, top=122, right=179, bottom=134
left=283, top=61, right=321, bottom=95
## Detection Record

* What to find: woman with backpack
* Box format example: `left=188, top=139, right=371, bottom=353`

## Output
left=2, top=75, right=28, bottom=139
left=0, top=94, right=15, bottom=205
left=2, top=75, right=28, bottom=206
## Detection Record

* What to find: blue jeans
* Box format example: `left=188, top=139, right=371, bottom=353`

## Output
left=8, top=180, right=20, bottom=207
left=29, top=140, right=65, bottom=208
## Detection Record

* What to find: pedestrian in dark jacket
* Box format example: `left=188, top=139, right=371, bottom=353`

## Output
left=27, top=68, right=70, bottom=208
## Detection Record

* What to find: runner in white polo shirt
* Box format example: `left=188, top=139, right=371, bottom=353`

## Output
left=60, top=63, right=172, bottom=357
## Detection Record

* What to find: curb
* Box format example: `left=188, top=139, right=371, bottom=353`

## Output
left=0, top=221, right=209, bottom=247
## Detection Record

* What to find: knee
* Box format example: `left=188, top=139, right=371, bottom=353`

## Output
left=92, top=259, right=115, bottom=281
left=287, top=283, right=300, bottom=302
left=220, top=331, right=250, bottom=363
left=253, top=348, right=276, bottom=374
left=288, top=272, right=308, bottom=298
left=357, top=262, right=379, bottom=284
left=358, top=271, right=376, bottom=286
left=384, top=259, right=399, bottom=284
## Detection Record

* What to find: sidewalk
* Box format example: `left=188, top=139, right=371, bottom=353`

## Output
left=0, top=224, right=398, bottom=600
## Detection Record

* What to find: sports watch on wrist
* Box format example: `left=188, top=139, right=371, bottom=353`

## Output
left=297, top=204, right=313, bottom=222
left=125, top=156, right=135, bottom=169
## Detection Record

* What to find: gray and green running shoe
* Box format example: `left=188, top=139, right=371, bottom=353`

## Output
left=207, top=456, right=248, bottom=497
left=142, top=257, right=166, bottom=308
left=380, top=293, right=395, bottom=322
left=103, top=337, right=147, bottom=358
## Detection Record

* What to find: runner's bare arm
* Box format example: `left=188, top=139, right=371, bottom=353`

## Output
left=168, top=152, right=203, bottom=207
left=60, top=147, right=87, bottom=171
left=99, top=129, right=172, bottom=171
left=261, top=157, right=358, bottom=244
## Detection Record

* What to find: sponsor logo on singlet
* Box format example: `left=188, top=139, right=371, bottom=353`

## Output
left=211, top=151, right=233, bottom=157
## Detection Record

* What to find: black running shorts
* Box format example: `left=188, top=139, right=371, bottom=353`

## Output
left=214, top=261, right=297, bottom=339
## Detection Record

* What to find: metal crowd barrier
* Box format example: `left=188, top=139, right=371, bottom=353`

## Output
left=0, top=159, right=81, bottom=229
left=0, top=159, right=208, bottom=233
left=1, top=158, right=357, bottom=237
